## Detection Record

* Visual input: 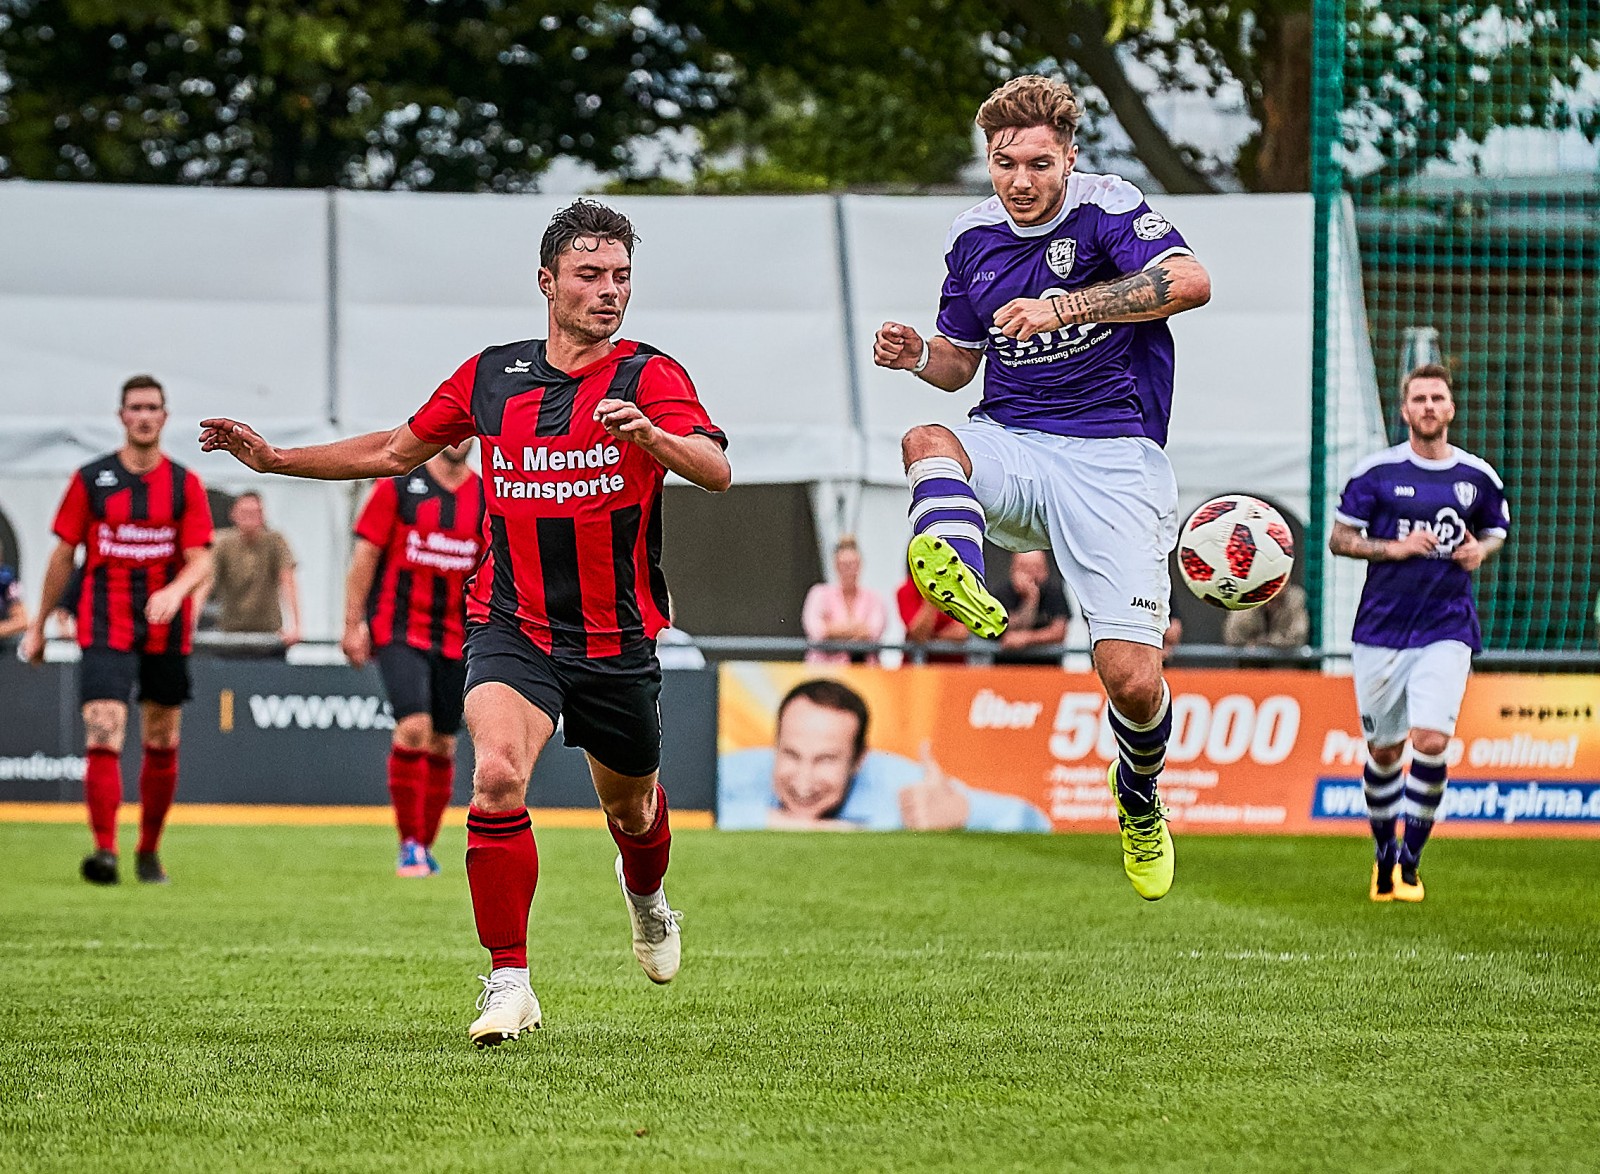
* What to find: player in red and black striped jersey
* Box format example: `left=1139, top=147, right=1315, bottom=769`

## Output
left=22, top=375, right=214, bottom=886
left=201, top=200, right=730, bottom=1046
left=343, top=440, right=485, bottom=878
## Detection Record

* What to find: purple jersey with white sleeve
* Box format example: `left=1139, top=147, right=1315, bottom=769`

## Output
left=1336, top=444, right=1510, bottom=652
left=935, top=172, right=1193, bottom=445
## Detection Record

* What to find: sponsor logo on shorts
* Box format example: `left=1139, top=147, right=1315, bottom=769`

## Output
left=1130, top=596, right=1160, bottom=612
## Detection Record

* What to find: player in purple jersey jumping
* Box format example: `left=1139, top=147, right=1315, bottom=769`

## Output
left=872, top=76, right=1212, bottom=901
left=1330, top=363, right=1509, bottom=903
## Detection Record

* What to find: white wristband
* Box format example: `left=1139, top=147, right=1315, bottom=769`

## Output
left=910, top=340, right=932, bottom=375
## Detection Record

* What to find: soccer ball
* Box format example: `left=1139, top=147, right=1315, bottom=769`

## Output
left=1177, top=495, right=1295, bottom=611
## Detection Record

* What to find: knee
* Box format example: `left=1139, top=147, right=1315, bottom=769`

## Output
left=143, top=728, right=180, bottom=751
left=601, top=786, right=657, bottom=837
left=901, top=425, right=967, bottom=473
left=1367, top=743, right=1405, bottom=769
left=393, top=714, right=432, bottom=752
left=1410, top=729, right=1450, bottom=758
left=1102, top=663, right=1165, bottom=724
left=471, top=748, right=529, bottom=812
left=83, top=705, right=126, bottom=752
left=428, top=733, right=456, bottom=760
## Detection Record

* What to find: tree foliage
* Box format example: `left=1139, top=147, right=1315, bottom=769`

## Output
left=0, top=0, right=722, bottom=188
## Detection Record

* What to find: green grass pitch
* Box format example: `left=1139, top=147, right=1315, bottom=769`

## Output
left=1, top=823, right=1597, bottom=1172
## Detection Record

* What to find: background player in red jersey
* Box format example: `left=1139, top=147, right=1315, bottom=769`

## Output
left=343, top=440, right=485, bottom=878
left=199, top=200, right=730, bottom=1047
left=20, top=376, right=214, bottom=885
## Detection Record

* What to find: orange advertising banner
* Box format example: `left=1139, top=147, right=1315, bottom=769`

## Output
left=716, top=662, right=1600, bottom=837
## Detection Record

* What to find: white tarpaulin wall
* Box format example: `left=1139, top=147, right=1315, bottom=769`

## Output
left=0, top=181, right=1315, bottom=641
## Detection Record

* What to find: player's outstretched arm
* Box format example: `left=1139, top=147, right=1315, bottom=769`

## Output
left=593, top=400, right=731, bottom=493
left=872, top=323, right=982, bottom=392
left=198, top=419, right=442, bottom=481
left=996, top=256, right=1213, bottom=340
left=1329, top=522, right=1436, bottom=562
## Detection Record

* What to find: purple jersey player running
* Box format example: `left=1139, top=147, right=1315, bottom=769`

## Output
left=1330, top=363, right=1509, bottom=903
left=872, top=76, right=1211, bottom=901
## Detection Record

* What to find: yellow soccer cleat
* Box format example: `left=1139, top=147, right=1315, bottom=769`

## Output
left=1393, top=857, right=1425, bottom=903
left=1369, top=861, right=1396, bottom=903
left=1107, top=764, right=1174, bottom=901
left=906, top=534, right=1008, bottom=640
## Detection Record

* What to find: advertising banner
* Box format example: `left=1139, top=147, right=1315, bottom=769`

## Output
left=716, top=662, right=1600, bottom=837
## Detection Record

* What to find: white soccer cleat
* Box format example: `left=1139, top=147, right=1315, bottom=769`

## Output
left=468, top=973, right=541, bottom=1048
left=615, top=855, right=682, bottom=984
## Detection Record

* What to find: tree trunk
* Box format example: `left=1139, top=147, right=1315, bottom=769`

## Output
left=1250, top=8, right=1312, bottom=192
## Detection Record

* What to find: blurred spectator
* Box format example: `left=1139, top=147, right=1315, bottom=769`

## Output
left=896, top=573, right=969, bottom=664
left=801, top=535, right=886, bottom=664
left=0, top=538, right=28, bottom=645
left=1162, top=616, right=1183, bottom=665
left=657, top=595, right=706, bottom=671
left=1222, top=583, right=1309, bottom=651
left=990, top=551, right=1070, bottom=664
left=204, top=491, right=301, bottom=653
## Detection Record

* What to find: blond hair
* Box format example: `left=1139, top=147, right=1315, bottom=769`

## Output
left=976, top=75, right=1080, bottom=146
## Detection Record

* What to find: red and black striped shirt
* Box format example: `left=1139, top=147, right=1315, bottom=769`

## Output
left=51, top=453, right=212, bottom=654
left=408, top=338, right=725, bottom=662
left=353, top=466, right=485, bottom=659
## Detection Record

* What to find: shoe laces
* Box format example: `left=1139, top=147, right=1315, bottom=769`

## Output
left=641, top=903, right=682, bottom=944
left=1120, top=805, right=1170, bottom=863
left=475, top=973, right=526, bottom=1013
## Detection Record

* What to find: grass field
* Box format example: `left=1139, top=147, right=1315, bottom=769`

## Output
left=2, top=823, right=1597, bottom=1173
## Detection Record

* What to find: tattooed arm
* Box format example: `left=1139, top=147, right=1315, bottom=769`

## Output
left=994, top=255, right=1212, bottom=341
left=1329, top=522, right=1439, bottom=562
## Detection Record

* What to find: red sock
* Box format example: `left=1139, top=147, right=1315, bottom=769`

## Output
left=465, top=806, right=538, bottom=969
left=421, top=752, right=454, bottom=848
left=387, top=746, right=427, bottom=844
left=84, top=747, right=122, bottom=854
left=609, top=784, right=672, bottom=896
left=136, top=745, right=179, bottom=854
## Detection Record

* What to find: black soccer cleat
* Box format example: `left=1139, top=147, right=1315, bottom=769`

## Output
left=135, top=851, right=169, bottom=885
left=81, top=850, right=119, bottom=885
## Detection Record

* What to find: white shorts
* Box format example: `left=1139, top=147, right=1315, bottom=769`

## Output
left=954, top=417, right=1179, bottom=648
left=1350, top=640, right=1473, bottom=747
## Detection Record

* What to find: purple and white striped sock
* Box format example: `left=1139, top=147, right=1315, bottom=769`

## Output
left=1401, top=750, right=1448, bottom=864
left=907, top=456, right=986, bottom=582
left=1107, top=685, right=1172, bottom=818
left=1362, top=758, right=1404, bottom=850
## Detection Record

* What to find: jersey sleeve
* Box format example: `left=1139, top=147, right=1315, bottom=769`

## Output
left=1095, top=184, right=1194, bottom=276
left=50, top=474, right=91, bottom=546
left=408, top=356, right=479, bottom=446
left=353, top=479, right=399, bottom=547
left=1473, top=471, right=1510, bottom=539
left=636, top=358, right=728, bottom=449
left=1336, top=469, right=1378, bottom=529
left=934, top=237, right=989, bottom=349
left=180, top=470, right=214, bottom=550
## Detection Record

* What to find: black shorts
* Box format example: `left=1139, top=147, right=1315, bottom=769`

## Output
left=375, top=643, right=468, bottom=735
left=463, top=620, right=662, bottom=778
left=79, top=647, right=192, bottom=708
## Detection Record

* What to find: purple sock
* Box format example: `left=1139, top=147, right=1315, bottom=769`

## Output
left=907, top=456, right=986, bottom=581
left=1401, top=750, right=1448, bottom=864
left=1107, top=686, right=1172, bottom=817
left=1362, top=759, right=1403, bottom=851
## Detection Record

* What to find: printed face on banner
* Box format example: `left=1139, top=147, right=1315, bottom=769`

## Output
left=716, top=663, right=1600, bottom=837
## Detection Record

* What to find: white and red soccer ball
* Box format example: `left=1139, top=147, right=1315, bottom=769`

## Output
left=1177, top=495, right=1295, bottom=611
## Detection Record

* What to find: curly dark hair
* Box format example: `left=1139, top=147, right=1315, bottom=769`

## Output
left=539, top=199, right=638, bottom=272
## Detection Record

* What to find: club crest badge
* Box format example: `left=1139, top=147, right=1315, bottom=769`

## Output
left=1046, top=237, right=1077, bottom=279
left=1133, top=212, right=1173, bottom=240
left=1453, top=481, right=1478, bottom=509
